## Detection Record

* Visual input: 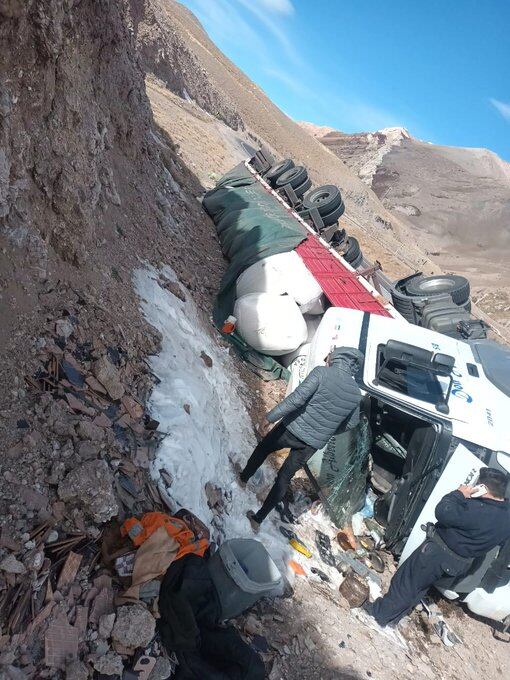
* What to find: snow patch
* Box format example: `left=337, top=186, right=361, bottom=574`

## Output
left=134, top=265, right=291, bottom=573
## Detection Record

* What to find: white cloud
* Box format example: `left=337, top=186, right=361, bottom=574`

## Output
left=490, top=98, right=510, bottom=122
left=237, top=0, right=302, bottom=65
left=257, top=0, right=295, bottom=15
left=264, top=67, right=313, bottom=97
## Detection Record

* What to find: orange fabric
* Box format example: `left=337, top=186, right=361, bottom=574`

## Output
left=121, top=512, right=209, bottom=560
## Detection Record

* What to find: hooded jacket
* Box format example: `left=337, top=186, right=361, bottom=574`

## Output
left=267, top=347, right=364, bottom=450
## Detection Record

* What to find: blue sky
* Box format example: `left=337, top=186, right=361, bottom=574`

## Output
left=179, top=0, right=510, bottom=160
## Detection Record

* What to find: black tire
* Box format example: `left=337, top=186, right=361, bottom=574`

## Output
left=292, top=176, right=312, bottom=198
left=265, top=158, right=294, bottom=184
left=464, top=299, right=472, bottom=313
left=275, top=165, right=308, bottom=189
left=302, top=185, right=342, bottom=216
left=350, top=251, right=363, bottom=269
left=405, top=274, right=470, bottom=305
left=343, top=236, right=361, bottom=263
left=320, top=199, right=345, bottom=226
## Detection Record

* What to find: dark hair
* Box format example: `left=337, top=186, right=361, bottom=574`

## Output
left=478, top=468, right=509, bottom=499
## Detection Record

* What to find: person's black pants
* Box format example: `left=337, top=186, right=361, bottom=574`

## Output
left=241, top=422, right=316, bottom=523
left=372, top=539, right=472, bottom=626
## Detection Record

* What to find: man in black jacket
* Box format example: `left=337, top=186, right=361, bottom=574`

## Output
left=365, top=467, right=510, bottom=627
left=239, top=347, right=364, bottom=529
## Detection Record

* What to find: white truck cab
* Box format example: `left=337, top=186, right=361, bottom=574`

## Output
left=290, top=307, right=510, bottom=624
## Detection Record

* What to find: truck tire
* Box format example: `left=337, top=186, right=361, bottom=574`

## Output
left=390, top=291, right=418, bottom=324
left=350, top=251, right=363, bottom=269
left=303, top=185, right=342, bottom=216
left=265, top=159, right=294, bottom=184
left=320, top=199, right=345, bottom=226
left=275, top=165, right=309, bottom=189
left=405, top=274, right=470, bottom=305
left=343, top=236, right=361, bottom=264
left=293, top=176, right=312, bottom=198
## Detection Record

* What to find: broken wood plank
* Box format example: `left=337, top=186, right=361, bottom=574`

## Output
left=56, top=552, right=82, bottom=590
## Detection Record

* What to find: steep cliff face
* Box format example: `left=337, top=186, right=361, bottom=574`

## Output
left=0, top=0, right=214, bottom=409
left=126, top=0, right=244, bottom=130
left=0, top=0, right=162, bottom=268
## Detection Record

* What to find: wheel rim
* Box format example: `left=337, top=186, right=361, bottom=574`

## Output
left=314, top=191, right=331, bottom=203
left=418, top=279, right=455, bottom=293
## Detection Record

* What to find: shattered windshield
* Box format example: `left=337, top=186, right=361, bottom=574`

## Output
left=307, top=417, right=371, bottom=527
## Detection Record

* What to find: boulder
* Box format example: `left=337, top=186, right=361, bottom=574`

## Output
left=111, top=604, right=155, bottom=649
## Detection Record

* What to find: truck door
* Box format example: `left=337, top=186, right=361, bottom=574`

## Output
left=399, top=442, right=485, bottom=563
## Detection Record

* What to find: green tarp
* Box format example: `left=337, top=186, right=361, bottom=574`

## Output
left=203, top=163, right=307, bottom=328
left=202, top=163, right=307, bottom=380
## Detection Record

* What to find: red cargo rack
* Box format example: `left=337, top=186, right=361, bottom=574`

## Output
left=296, top=235, right=392, bottom=317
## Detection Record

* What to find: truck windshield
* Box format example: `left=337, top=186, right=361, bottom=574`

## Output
left=378, top=357, right=448, bottom=405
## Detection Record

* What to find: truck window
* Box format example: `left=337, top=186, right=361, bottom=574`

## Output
left=377, top=355, right=446, bottom=405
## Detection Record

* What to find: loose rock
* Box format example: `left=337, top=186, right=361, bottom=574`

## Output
left=0, top=554, right=26, bottom=575
left=148, top=656, right=174, bottom=680
left=58, top=460, right=118, bottom=523
left=92, top=651, right=124, bottom=676
left=92, top=356, right=125, bottom=400
left=111, top=604, right=156, bottom=649
left=98, top=613, right=116, bottom=640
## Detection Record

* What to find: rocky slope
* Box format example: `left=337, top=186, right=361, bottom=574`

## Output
left=303, top=124, right=510, bottom=329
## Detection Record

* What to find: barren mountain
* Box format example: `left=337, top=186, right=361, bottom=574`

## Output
left=1, top=2, right=509, bottom=677
left=303, top=124, right=510, bottom=329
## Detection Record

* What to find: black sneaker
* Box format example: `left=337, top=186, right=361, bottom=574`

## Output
left=246, top=510, right=261, bottom=533
left=232, top=461, right=248, bottom=490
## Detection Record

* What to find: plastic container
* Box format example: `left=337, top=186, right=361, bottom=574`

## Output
left=208, top=538, right=282, bottom=620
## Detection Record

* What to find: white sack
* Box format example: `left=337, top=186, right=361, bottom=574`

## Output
left=280, top=342, right=311, bottom=368
left=285, top=345, right=312, bottom=395
left=236, top=251, right=324, bottom=313
left=234, top=292, right=307, bottom=356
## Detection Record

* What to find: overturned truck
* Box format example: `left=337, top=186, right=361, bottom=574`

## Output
left=202, top=151, right=510, bottom=626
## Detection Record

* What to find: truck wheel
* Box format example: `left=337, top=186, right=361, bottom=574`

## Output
left=265, top=159, right=294, bottom=184
left=303, top=185, right=342, bottom=216
left=343, top=236, right=361, bottom=263
left=275, top=165, right=309, bottom=189
left=405, top=274, right=470, bottom=305
left=350, top=251, right=363, bottom=268
left=320, top=199, right=345, bottom=226
left=293, top=176, right=312, bottom=197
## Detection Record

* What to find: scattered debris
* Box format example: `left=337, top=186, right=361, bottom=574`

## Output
left=44, top=614, right=79, bottom=668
